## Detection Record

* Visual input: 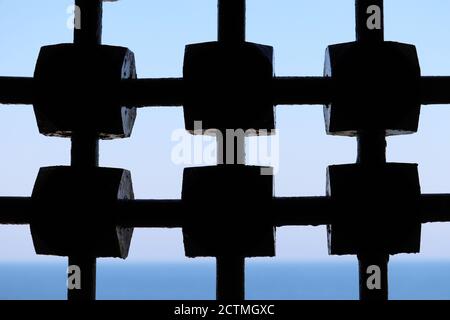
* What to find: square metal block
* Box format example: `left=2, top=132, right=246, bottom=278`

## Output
left=34, top=44, right=137, bottom=139
left=183, top=42, right=275, bottom=134
left=182, top=165, right=275, bottom=257
left=326, top=163, right=421, bottom=255
left=31, top=166, right=134, bottom=258
left=324, top=41, right=421, bottom=136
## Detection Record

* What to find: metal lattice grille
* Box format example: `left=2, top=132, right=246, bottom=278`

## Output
left=1, top=0, right=450, bottom=301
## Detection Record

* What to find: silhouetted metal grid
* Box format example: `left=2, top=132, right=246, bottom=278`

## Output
left=1, top=0, right=449, bottom=301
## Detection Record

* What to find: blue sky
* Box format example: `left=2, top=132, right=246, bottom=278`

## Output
left=1, top=0, right=450, bottom=263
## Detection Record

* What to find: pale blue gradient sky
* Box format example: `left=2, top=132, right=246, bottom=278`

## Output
left=1, top=0, right=450, bottom=263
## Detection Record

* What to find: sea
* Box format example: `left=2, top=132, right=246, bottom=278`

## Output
left=1, top=261, right=449, bottom=300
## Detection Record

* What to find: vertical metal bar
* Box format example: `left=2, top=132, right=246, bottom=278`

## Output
left=356, top=131, right=389, bottom=301
left=355, top=0, right=389, bottom=300
left=71, top=133, right=99, bottom=167
left=67, top=144, right=99, bottom=301
left=215, top=0, right=247, bottom=301
left=216, top=130, right=246, bottom=300
left=216, top=256, right=245, bottom=300
left=218, top=0, right=246, bottom=44
left=354, top=109, right=390, bottom=300
left=74, top=0, right=103, bottom=46
left=68, top=256, right=97, bottom=301
left=355, top=0, right=384, bottom=43
left=358, top=253, right=389, bottom=300
left=356, top=130, right=386, bottom=165
left=67, top=0, right=102, bottom=302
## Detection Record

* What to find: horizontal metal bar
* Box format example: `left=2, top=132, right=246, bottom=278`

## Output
left=420, top=76, right=450, bottom=105
left=272, top=196, right=333, bottom=226
left=118, top=194, right=450, bottom=227
left=0, top=197, right=33, bottom=224
left=2, top=194, right=450, bottom=227
left=2, top=76, right=450, bottom=107
left=0, top=77, right=35, bottom=105
left=116, top=199, right=184, bottom=228
left=419, top=194, right=450, bottom=223
left=272, top=77, right=333, bottom=105
left=117, top=197, right=336, bottom=228
left=118, top=78, right=184, bottom=107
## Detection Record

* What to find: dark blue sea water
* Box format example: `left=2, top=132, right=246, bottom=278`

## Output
left=0, top=261, right=449, bottom=300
